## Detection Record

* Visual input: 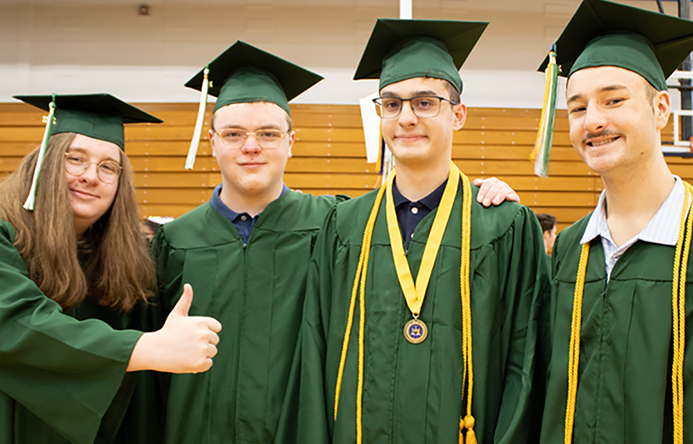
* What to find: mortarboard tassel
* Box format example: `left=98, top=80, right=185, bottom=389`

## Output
left=23, top=93, right=57, bottom=211
left=377, top=134, right=385, bottom=176
left=185, top=65, right=210, bottom=170
left=529, top=45, right=559, bottom=178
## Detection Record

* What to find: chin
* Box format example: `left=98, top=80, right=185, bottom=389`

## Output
left=584, top=158, right=617, bottom=175
left=238, top=179, right=272, bottom=195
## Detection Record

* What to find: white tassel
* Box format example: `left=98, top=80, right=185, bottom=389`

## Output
left=24, top=96, right=56, bottom=211
left=185, top=66, right=210, bottom=170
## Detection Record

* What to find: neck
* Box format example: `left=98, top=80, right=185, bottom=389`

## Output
left=73, top=219, right=91, bottom=238
left=393, top=159, right=451, bottom=202
left=601, top=154, right=674, bottom=245
left=219, top=182, right=283, bottom=217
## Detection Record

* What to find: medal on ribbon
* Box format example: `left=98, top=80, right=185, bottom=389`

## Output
left=385, top=163, right=460, bottom=344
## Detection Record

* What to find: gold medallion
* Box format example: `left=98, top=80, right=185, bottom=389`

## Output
left=404, top=318, right=428, bottom=344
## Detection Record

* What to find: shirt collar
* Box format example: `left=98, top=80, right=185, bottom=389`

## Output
left=211, top=183, right=288, bottom=221
left=580, top=176, right=685, bottom=247
left=392, top=178, right=450, bottom=210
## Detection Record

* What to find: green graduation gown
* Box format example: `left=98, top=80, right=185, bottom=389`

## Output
left=151, top=189, right=343, bottom=444
left=540, top=215, right=693, bottom=444
left=286, top=186, right=550, bottom=444
left=0, top=219, right=143, bottom=444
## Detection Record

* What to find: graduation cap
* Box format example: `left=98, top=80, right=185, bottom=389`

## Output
left=353, top=19, right=488, bottom=93
left=15, top=93, right=162, bottom=150
left=531, top=0, right=693, bottom=178
left=183, top=41, right=323, bottom=169
left=538, top=0, right=693, bottom=91
left=13, top=93, right=162, bottom=210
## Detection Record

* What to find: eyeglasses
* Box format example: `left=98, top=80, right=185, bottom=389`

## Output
left=213, top=127, right=288, bottom=149
left=372, top=95, right=459, bottom=119
left=64, top=152, right=121, bottom=184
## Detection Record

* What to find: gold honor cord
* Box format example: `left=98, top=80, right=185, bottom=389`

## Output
left=565, top=182, right=693, bottom=444
left=385, top=163, right=459, bottom=343
left=672, top=182, right=693, bottom=443
left=459, top=170, right=475, bottom=444
left=333, top=181, right=387, bottom=427
left=334, top=162, right=476, bottom=444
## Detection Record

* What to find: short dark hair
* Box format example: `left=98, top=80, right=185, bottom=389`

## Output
left=445, top=81, right=461, bottom=104
left=142, top=218, right=160, bottom=232
left=644, top=82, right=657, bottom=112
left=535, top=213, right=557, bottom=233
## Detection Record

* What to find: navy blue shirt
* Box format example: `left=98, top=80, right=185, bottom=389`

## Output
left=392, top=179, right=450, bottom=249
left=210, top=183, right=289, bottom=244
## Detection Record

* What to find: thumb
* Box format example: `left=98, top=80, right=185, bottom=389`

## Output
left=171, top=283, right=193, bottom=317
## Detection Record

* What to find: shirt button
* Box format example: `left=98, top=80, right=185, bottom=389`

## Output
left=241, top=215, right=248, bottom=221
left=410, top=233, right=414, bottom=238
left=411, top=207, right=419, bottom=214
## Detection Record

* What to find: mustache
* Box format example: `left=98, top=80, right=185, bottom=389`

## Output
left=582, top=130, right=622, bottom=145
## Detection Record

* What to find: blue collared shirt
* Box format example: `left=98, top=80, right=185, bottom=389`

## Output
left=392, top=179, right=455, bottom=249
left=210, top=183, right=289, bottom=244
left=580, top=176, right=686, bottom=280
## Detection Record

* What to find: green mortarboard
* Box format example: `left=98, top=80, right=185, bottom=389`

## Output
left=13, top=93, right=162, bottom=210
left=539, top=0, right=693, bottom=91
left=183, top=40, right=323, bottom=169
left=353, top=19, right=488, bottom=93
left=14, top=93, right=162, bottom=150
left=185, top=40, right=323, bottom=115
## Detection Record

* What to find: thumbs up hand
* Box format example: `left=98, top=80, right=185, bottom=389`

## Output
left=127, top=284, right=222, bottom=374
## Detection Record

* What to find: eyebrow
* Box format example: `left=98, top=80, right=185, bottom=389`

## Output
left=219, top=124, right=283, bottom=130
left=567, top=84, right=628, bottom=105
left=380, top=89, right=440, bottom=98
left=66, top=147, right=120, bottom=163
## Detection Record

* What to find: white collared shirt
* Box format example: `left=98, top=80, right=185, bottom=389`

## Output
left=580, top=176, right=686, bottom=280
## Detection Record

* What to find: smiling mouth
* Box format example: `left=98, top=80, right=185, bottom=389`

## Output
left=396, top=135, right=426, bottom=141
left=71, top=189, right=97, bottom=199
left=587, top=136, right=620, bottom=147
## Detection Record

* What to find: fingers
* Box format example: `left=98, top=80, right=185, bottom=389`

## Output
left=190, top=321, right=220, bottom=345
left=181, top=336, right=218, bottom=374
left=195, top=358, right=214, bottom=374
left=473, top=177, right=521, bottom=206
left=205, top=317, right=223, bottom=333
left=170, top=283, right=193, bottom=317
left=500, top=191, right=521, bottom=204
left=475, top=177, right=499, bottom=206
left=207, top=343, right=218, bottom=359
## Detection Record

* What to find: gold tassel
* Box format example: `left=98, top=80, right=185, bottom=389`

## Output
left=458, top=418, right=465, bottom=444
left=464, top=415, right=477, bottom=444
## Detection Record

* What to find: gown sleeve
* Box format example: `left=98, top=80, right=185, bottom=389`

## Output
left=492, top=206, right=552, bottom=443
left=275, top=206, right=340, bottom=444
left=0, top=221, right=142, bottom=444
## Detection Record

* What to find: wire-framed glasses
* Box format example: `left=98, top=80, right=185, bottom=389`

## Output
left=213, top=128, right=288, bottom=149
left=372, top=95, right=459, bottom=119
left=64, top=151, right=121, bottom=184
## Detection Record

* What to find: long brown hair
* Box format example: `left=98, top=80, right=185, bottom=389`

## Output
left=0, top=132, right=156, bottom=312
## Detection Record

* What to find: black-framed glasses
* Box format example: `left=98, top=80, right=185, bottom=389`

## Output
left=373, top=95, right=459, bottom=119
left=64, top=152, right=121, bottom=184
left=213, top=128, right=288, bottom=149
